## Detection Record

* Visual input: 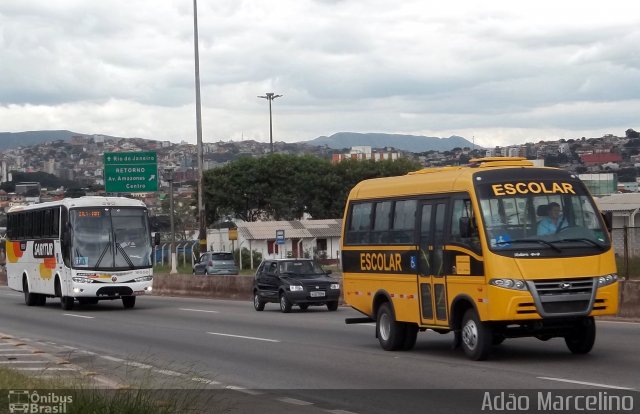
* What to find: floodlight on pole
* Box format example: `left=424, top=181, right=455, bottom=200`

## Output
left=258, top=92, right=282, bottom=153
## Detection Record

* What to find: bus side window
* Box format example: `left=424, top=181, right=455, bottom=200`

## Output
left=450, top=199, right=480, bottom=251
left=347, top=203, right=372, bottom=245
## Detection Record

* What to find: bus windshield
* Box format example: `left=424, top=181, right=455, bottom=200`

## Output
left=70, top=207, right=152, bottom=269
left=476, top=180, right=610, bottom=255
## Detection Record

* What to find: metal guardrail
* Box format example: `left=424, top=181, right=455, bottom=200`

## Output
left=153, top=241, right=199, bottom=269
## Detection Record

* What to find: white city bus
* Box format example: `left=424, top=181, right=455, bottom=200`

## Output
left=6, top=196, right=153, bottom=310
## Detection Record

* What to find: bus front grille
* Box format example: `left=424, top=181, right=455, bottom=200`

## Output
left=527, top=278, right=597, bottom=317
left=96, top=286, right=134, bottom=297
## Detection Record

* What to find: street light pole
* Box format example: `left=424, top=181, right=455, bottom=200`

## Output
left=164, top=168, right=177, bottom=274
left=193, top=0, right=207, bottom=255
left=258, top=92, right=282, bottom=153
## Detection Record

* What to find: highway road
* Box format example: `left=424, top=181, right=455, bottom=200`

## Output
left=0, top=286, right=638, bottom=413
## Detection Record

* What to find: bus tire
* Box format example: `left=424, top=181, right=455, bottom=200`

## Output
left=36, top=294, right=46, bottom=306
left=122, top=296, right=136, bottom=309
left=61, top=296, right=74, bottom=311
left=23, top=278, right=37, bottom=307
left=402, top=323, right=419, bottom=350
left=461, top=309, right=492, bottom=360
left=376, top=302, right=406, bottom=351
left=564, top=317, right=596, bottom=354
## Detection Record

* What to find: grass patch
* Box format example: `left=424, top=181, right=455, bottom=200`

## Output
left=0, top=367, right=218, bottom=413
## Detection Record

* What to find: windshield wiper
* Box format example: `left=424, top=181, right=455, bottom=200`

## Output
left=94, top=243, right=112, bottom=269
left=115, top=242, right=136, bottom=269
left=496, top=238, right=562, bottom=253
left=558, top=238, right=606, bottom=251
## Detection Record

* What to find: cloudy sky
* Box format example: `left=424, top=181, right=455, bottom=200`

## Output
left=1, top=0, right=639, bottom=148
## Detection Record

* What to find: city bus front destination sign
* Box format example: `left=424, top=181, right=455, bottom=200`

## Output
left=104, top=151, right=158, bottom=193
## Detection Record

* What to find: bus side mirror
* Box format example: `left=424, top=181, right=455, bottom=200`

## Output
left=601, top=211, right=613, bottom=232
left=459, top=217, right=472, bottom=238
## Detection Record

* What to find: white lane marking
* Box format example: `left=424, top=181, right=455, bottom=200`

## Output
left=63, top=314, right=94, bottom=319
left=62, top=345, right=78, bottom=350
left=191, top=377, right=222, bottom=386
left=1, top=293, right=21, bottom=297
left=127, top=362, right=153, bottom=369
left=15, top=367, right=78, bottom=371
left=537, top=377, right=635, bottom=390
left=277, top=397, right=314, bottom=406
left=100, top=356, right=125, bottom=363
left=206, top=332, right=280, bottom=343
left=326, top=410, right=360, bottom=414
left=226, top=386, right=263, bottom=395
left=153, top=369, right=184, bottom=377
left=0, top=360, right=51, bottom=364
left=0, top=354, right=41, bottom=357
left=180, top=308, right=219, bottom=313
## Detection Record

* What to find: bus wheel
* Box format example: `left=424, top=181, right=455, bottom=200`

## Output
left=23, top=278, right=37, bottom=306
left=402, top=323, right=419, bottom=350
left=461, top=309, right=492, bottom=360
left=564, top=317, right=596, bottom=354
left=60, top=296, right=74, bottom=311
left=122, top=296, right=136, bottom=309
left=36, top=294, right=46, bottom=306
left=376, top=303, right=405, bottom=351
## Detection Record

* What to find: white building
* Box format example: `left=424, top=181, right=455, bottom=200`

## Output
left=206, top=219, right=343, bottom=268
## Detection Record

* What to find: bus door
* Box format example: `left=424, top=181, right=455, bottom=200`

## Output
left=417, top=199, right=449, bottom=326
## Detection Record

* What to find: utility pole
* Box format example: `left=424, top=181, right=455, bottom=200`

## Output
left=164, top=167, right=177, bottom=274
left=258, top=92, right=282, bottom=153
left=193, top=0, right=206, bottom=255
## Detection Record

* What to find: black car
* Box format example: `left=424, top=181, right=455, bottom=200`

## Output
left=253, top=259, right=341, bottom=312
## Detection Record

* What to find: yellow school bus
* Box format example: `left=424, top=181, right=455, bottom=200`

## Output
left=341, top=157, right=618, bottom=360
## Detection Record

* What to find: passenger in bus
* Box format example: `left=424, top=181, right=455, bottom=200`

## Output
left=537, top=202, right=566, bottom=235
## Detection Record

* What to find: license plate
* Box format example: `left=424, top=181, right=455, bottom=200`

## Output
left=310, top=291, right=325, bottom=297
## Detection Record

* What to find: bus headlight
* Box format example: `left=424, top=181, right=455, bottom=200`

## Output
left=134, top=276, right=153, bottom=282
left=289, top=285, right=304, bottom=291
left=72, top=277, right=95, bottom=284
left=330, top=283, right=340, bottom=290
left=597, top=274, right=618, bottom=288
left=489, top=278, right=528, bottom=291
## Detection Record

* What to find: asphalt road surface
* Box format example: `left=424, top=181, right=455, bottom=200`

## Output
left=0, top=286, right=638, bottom=414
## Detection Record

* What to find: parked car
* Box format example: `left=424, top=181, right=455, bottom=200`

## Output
left=193, top=252, right=239, bottom=275
left=253, top=258, right=340, bottom=312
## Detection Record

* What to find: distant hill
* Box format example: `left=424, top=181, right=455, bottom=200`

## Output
left=0, top=130, right=88, bottom=150
left=305, top=132, right=476, bottom=152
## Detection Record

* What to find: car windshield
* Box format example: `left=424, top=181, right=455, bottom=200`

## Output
left=278, top=261, right=325, bottom=276
left=476, top=179, right=610, bottom=255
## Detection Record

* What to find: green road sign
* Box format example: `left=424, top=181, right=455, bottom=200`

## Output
left=104, top=151, right=158, bottom=193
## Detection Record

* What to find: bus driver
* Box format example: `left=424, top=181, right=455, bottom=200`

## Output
left=537, top=202, right=565, bottom=235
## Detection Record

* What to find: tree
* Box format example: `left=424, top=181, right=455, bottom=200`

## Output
left=202, top=154, right=421, bottom=222
left=626, top=129, right=640, bottom=139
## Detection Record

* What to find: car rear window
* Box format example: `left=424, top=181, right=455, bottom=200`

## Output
left=211, top=253, right=234, bottom=260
